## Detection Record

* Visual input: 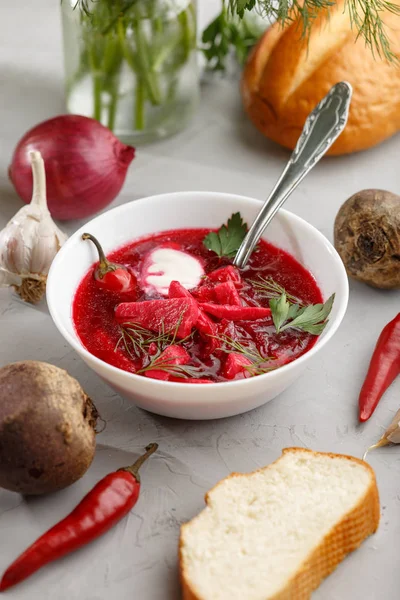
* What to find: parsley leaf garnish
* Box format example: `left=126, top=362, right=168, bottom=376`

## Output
left=203, top=212, right=248, bottom=259
left=270, top=293, right=335, bottom=335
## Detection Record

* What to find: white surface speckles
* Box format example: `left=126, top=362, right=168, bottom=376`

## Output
left=1, top=1, right=400, bottom=598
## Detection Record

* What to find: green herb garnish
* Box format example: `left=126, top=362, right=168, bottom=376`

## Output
left=250, top=276, right=305, bottom=306
left=203, top=212, right=247, bottom=259
left=137, top=359, right=201, bottom=378
left=270, top=293, right=335, bottom=335
left=214, top=334, right=274, bottom=376
left=215, top=335, right=267, bottom=362
left=116, top=311, right=193, bottom=359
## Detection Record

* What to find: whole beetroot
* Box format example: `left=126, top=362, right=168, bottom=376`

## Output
left=0, top=361, right=98, bottom=495
left=334, top=189, right=400, bottom=289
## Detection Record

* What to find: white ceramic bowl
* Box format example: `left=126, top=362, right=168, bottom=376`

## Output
left=47, top=192, right=348, bottom=420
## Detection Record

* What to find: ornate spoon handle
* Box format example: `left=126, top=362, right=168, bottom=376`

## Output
left=233, top=81, right=352, bottom=269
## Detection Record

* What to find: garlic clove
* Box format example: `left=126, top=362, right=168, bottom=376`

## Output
left=363, top=407, right=400, bottom=460
left=0, top=217, right=30, bottom=274
left=0, top=150, right=67, bottom=303
left=383, top=407, right=400, bottom=444
left=30, top=217, right=67, bottom=276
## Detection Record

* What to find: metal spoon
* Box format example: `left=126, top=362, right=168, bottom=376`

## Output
left=233, top=81, right=353, bottom=269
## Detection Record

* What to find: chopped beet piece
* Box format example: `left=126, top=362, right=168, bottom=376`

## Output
left=200, top=303, right=271, bottom=321
left=221, top=352, right=253, bottom=380
left=217, top=319, right=238, bottom=339
left=236, top=321, right=270, bottom=358
left=115, top=298, right=198, bottom=339
left=196, top=310, right=217, bottom=336
left=158, top=345, right=190, bottom=362
left=168, top=281, right=200, bottom=333
left=196, top=310, right=219, bottom=355
left=168, top=280, right=192, bottom=299
left=214, top=281, right=242, bottom=306
left=148, top=342, right=158, bottom=355
left=206, top=266, right=242, bottom=286
left=192, top=284, right=216, bottom=303
left=144, top=345, right=190, bottom=380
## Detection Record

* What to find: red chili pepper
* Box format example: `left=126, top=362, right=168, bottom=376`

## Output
left=82, top=232, right=136, bottom=293
left=359, top=313, right=400, bottom=422
left=0, top=443, right=158, bottom=592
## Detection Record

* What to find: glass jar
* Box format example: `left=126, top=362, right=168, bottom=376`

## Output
left=61, top=0, right=199, bottom=144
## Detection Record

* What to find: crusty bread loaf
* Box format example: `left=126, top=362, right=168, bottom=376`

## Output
left=241, top=1, right=400, bottom=155
left=180, top=448, right=379, bottom=600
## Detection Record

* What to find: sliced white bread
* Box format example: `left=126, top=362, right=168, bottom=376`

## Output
left=180, top=448, right=379, bottom=600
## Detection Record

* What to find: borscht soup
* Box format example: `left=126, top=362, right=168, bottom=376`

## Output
left=73, top=213, right=334, bottom=384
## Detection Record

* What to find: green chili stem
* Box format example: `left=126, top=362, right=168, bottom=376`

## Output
left=82, top=233, right=108, bottom=268
left=122, top=443, right=158, bottom=480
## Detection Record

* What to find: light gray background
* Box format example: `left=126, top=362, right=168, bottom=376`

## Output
left=1, top=2, right=400, bottom=599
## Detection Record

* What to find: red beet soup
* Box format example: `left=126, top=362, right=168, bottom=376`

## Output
left=73, top=228, right=326, bottom=383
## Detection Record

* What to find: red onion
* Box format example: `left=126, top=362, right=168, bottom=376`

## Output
left=9, top=115, right=135, bottom=221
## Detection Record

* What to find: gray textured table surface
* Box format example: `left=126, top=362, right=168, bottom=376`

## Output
left=1, top=2, right=400, bottom=599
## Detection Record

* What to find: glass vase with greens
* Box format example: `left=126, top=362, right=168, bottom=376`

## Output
left=61, top=0, right=198, bottom=144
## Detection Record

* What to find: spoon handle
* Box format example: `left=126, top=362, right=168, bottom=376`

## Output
left=233, top=81, right=353, bottom=269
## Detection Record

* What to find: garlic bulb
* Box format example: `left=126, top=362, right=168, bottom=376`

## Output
left=0, top=150, right=67, bottom=303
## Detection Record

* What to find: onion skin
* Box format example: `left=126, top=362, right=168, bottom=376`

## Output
left=9, top=115, right=135, bottom=221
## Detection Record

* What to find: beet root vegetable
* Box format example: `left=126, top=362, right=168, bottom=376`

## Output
left=334, top=190, right=400, bottom=289
left=0, top=361, right=98, bottom=495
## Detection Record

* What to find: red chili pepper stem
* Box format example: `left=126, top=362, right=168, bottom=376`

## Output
left=120, top=443, right=159, bottom=481
left=82, top=232, right=122, bottom=279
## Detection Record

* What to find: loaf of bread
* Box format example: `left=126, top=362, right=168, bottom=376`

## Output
left=241, top=1, right=400, bottom=155
left=180, top=447, right=379, bottom=600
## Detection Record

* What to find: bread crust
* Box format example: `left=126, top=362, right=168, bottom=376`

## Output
left=241, top=0, right=400, bottom=155
left=179, top=447, right=380, bottom=600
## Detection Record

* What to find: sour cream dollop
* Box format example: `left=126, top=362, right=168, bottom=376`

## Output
left=142, top=247, right=204, bottom=296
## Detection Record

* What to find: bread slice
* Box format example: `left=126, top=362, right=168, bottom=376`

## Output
left=180, top=448, right=379, bottom=600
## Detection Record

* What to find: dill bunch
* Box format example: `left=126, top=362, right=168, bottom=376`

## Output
left=203, top=0, right=399, bottom=71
